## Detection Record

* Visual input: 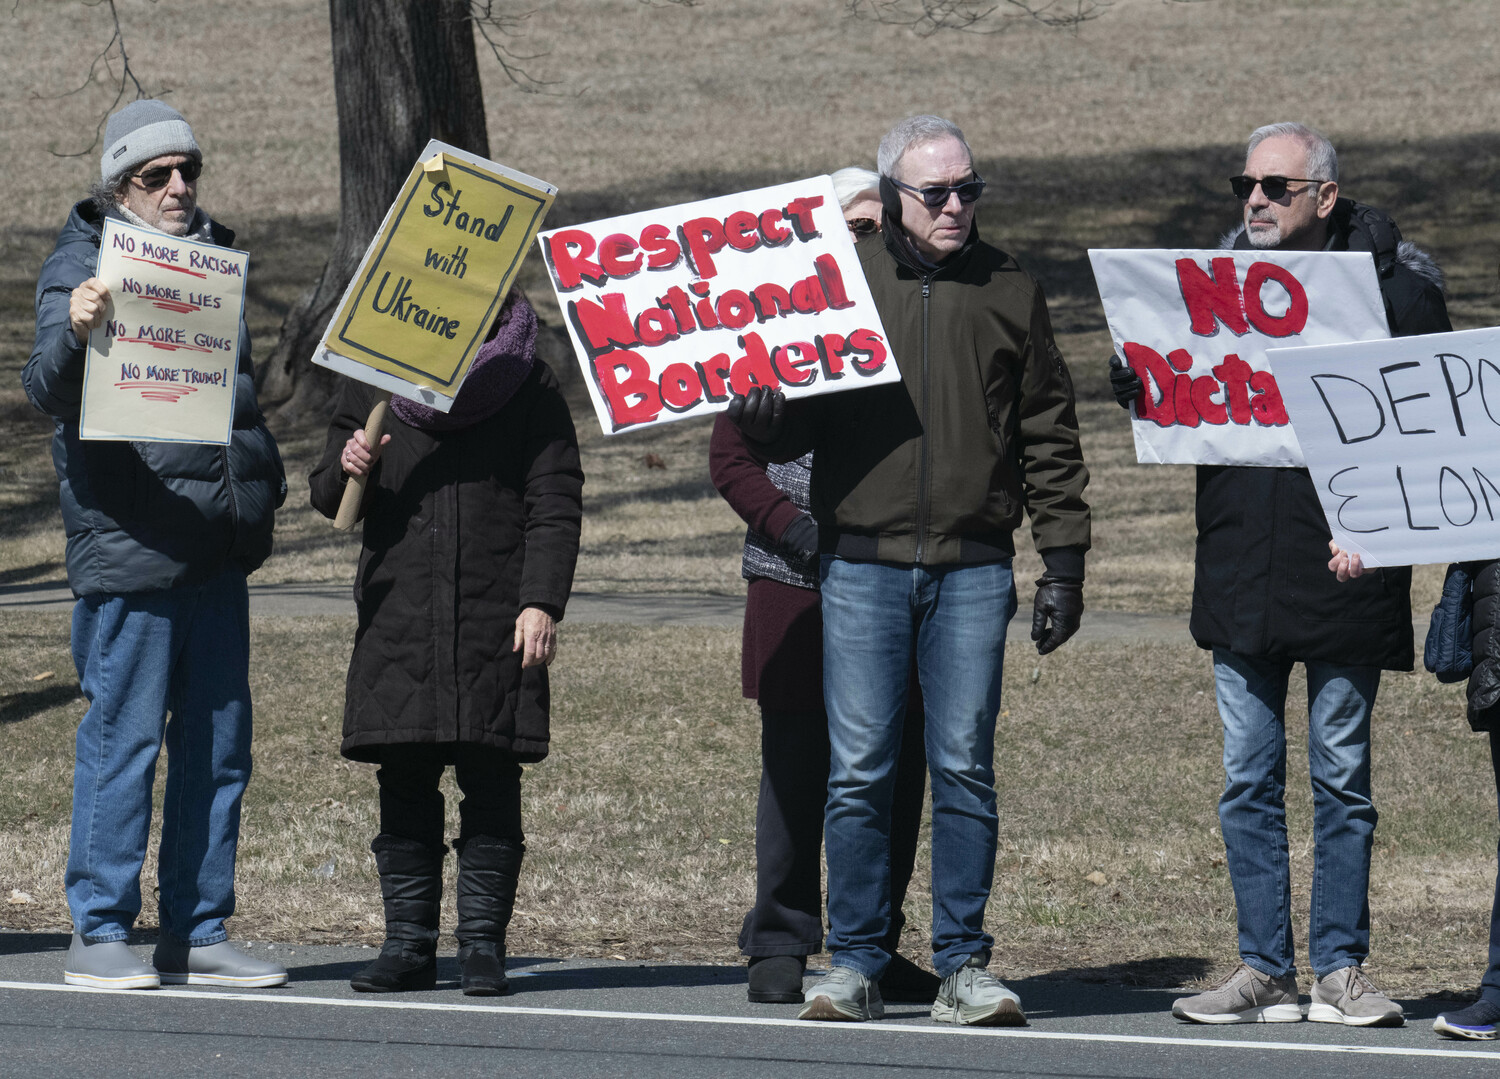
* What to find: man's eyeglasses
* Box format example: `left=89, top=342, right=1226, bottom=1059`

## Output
left=131, top=160, right=202, bottom=191
left=846, top=217, right=878, bottom=236
left=1229, top=174, right=1321, bottom=201
left=891, top=174, right=986, bottom=209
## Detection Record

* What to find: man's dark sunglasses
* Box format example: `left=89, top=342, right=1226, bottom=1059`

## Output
left=132, top=159, right=202, bottom=191
left=891, top=174, right=986, bottom=208
left=1229, top=174, right=1321, bottom=200
left=846, top=217, right=879, bottom=236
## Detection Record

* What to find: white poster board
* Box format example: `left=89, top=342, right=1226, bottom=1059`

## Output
left=1089, top=248, right=1389, bottom=466
left=1270, top=325, right=1500, bottom=567
left=80, top=218, right=248, bottom=444
left=538, top=176, right=899, bottom=435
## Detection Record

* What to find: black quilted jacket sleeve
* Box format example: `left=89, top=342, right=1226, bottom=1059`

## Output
left=1468, top=560, right=1500, bottom=731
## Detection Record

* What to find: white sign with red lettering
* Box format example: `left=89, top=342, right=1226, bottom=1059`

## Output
left=1089, top=248, right=1389, bottom=466
left=538, top=176, right=898, bottom=434
left=1270, top=326, right=1500, bottom=568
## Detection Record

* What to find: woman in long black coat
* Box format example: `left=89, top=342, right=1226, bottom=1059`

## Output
left=310, top=292, right=582, bottom=995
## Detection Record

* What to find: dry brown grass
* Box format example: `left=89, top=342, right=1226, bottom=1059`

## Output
left=2, top=612, right=1494, bottom=994
left=3, top=0, right=1500, bottom=991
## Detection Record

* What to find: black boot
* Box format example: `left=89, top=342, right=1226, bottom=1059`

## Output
left=454, top=834, right=523, bottom=996
left=350, top=834, right=446, bottom=993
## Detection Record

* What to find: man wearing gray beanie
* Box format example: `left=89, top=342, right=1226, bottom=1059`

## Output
left=23, top=99, right=288, bottom=990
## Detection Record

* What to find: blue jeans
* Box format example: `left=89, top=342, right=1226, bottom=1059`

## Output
left=1481, top=730, right=1500, bottom=1005
left=820, top=556, right=1016, bottom=979
left=66, top=567, right=254, bottom=945
left=1213, top=648, right=1380, bottom=979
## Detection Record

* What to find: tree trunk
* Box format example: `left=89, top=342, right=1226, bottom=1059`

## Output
left=261, top=0, right=489, bottom=420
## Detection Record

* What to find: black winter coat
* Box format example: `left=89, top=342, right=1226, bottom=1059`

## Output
left=309, top=367, right=583, bottom=763
left=1189, top=201, right=1452, bottom=670
left=1467, top=561, right=1500, bottom=731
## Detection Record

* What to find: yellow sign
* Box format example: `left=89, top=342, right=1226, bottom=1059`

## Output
left=316, top=140, right=555, bottom=406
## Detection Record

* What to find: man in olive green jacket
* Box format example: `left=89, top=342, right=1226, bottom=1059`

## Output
left=730, top=115, right=1090, bottom=1026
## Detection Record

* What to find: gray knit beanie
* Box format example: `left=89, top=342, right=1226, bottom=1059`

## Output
left=100, top=100, right=201, bottom=189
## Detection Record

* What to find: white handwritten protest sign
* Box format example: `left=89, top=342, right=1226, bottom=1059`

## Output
left=1270, top=326, right=1500, bottom=567
left=1089, top=249, right=1389, bottom=466
left=538, top=176, right=898, bottom=435
left=81, top=218, right=248, bottom=444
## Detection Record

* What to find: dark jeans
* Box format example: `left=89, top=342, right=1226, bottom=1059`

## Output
left=375, top=744, right=523, bottom=848
left=1483, top=731, right=1500, bottom=1003
left=739, top=706, right=927, bottom=958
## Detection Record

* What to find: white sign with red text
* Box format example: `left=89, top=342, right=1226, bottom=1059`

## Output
left=538, top=177, right=898, bottom=435
left=1270, top=325, right=1500, bottom=568
left=1089, top=248, right=1389, bottom=466
left=81, top=218, right=248, bottom=444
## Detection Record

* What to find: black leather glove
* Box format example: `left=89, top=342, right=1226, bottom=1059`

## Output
left=778, top=513, right=819, bottom=563
left=1108, top=355, right=1143, bottom=410
left=725, top=386, right=786, bottom=443
left=1031, top=575, right=1084, bottom=655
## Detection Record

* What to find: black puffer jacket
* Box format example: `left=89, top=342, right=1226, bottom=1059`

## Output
left=1189, top=200, right=1451, bottom=670
left=1468, top=561, right=1500, bottom=731
left=24, top=200, right=286, bottom=596
left=309, top=367, right=582, bottom=763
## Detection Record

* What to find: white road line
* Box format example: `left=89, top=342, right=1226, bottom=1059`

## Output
left=0, top=980, right=1496, bottom=1061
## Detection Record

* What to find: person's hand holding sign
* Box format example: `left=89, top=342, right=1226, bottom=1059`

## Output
left=69, top=278, right=111, bottom=342
left=1328, top=540, right=1364, bottom=582
left=513, top=606, right=557, bottom=668
left=340, top=428, right=391, bottom=478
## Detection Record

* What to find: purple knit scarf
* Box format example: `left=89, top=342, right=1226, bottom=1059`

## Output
left=390, top=294, right=539, bottom=432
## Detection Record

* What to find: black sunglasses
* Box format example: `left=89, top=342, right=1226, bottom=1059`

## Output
left=846, top=217, right=879, bottom=236
left=891, top=174, right=986, bottom=209
left=131, top=159, right=202, bottom=191
left=1229, top=174, right=1321, bottom=201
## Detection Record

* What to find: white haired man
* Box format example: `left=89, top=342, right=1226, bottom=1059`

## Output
left=730, top=115, right=1091, bottom=1024
left=24, top=100, right=287, bottom=989
left=1112, top=121, right=1450, bottom=1026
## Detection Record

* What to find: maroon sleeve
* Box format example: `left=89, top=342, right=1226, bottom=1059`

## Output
left=709, top=413, right=805, bottom=543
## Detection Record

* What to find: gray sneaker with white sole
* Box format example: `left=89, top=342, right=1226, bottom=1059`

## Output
left=1308, top=965, right=1403, bottom=1027
left=64, top=934, right=159, bottom=990
left=1171, top=963, right=1302, bottom=1024
left=153, top=939, right=288, bottom=987
left=931, top=955, right=1026, bottom=1026
left=798, top=965, right=884, bottom=1021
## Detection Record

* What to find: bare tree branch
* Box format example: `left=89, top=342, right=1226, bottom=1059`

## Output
left=39, top=0, right=159, bottom=157
left=465, top=2, right=559, bottom=94
left=846, top=0, right=1111, bottom=36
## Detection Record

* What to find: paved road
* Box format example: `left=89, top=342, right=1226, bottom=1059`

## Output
left=0, top=932, right=1492, bottom=1078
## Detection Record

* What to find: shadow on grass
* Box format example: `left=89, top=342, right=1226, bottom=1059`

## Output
left=0, top=562, right=64, bottom=585
left=0, top=682, right=80, bottom=726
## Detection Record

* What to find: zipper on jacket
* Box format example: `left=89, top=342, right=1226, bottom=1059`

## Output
left=220, top=444, right=240, bottom=555
left=915, top=274, right=932, bottom=564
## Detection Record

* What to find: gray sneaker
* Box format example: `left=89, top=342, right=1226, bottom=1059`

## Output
left=64, top=934, right=159, bottom=990
left=1171, top=963, right=1302, bottom=1024
left=797, top=965, right=884, bottom=1021
left=153, top=940, right=288, bottom=988
left=931, top=955, right=1026, bottom=1026
left=1307, top=965, right=1404, bottom=1027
